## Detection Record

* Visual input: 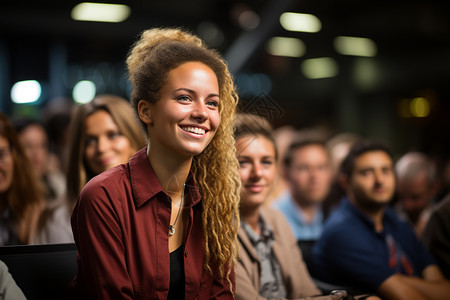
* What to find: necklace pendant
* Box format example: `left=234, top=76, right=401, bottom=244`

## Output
left=169, top=225, right=175, bottom=236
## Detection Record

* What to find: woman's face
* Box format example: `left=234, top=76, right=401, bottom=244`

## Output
left=142, top=61, right=220, bottom=159
left=236, top=135, right=276, bottom=210
left=0, top=136, right=13, bottom=193
left=18, top=124, right=48, bottom=177
left=84, top=110, right=136, bottom=175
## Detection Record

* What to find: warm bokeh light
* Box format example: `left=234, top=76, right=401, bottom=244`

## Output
left=280, top=12, right=322, bottom=33
left=410, top=97, right=430, bottom=118
left=301, top=57, right=338, bottom=79
left=334, top=36, right=377, bottom=57
left=10, top=80, right=42, bottom=104
left=73, top=80, right=96, bottom=104
left=266, top=37, right=305, bottom=58
left=71, top=2, right=131, bottom=23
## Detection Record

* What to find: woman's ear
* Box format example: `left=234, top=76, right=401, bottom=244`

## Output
left=138, top=100, right=152, bottom=124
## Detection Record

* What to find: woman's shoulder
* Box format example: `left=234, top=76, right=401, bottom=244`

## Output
left=80, top=164, right=131, bottom=201
left=260, top=206, right=291, bottom=231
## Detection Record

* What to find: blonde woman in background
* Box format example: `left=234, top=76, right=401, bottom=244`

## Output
left=66, top=28, right=240, bottom=299
left=34, top=95, right=146, bottom=244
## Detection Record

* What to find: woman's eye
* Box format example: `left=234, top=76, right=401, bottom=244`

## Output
left=206, top=100, right=219, bottom=107
left=177, top=95, right=191, bottom=102
left=262, top=160, right=273, bottom=166
left=238, top=160, right=248, bottom=167
left=85, top=137, right=97, bottom=146
left=107, top=132, right=120, bottom=140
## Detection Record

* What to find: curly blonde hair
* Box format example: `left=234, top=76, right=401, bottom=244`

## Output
left=126, top=28, right=241, bottom=282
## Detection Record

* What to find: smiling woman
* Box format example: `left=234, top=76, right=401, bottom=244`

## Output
left=66, top=28, right=241, bottom=300
left=0, top=113, right=44, bottom=245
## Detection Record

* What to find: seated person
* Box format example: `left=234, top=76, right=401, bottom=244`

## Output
left=272, top=137, right=333, bottom=242
left=313, top=140, right=450, bottom=300
left=422, top=193, right=450, bottom=279
left=394, top=152, right=439, bottom=237
left=234, top=114, right=378, bottom=300
left=0, top=260, right=26, bottom=299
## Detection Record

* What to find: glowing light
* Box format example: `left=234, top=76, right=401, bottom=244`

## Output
left=301, top=57, right=338, bottom=79
left=238, top=10, right=260, bottom=31
left=71, top=2, right=131, bottom=23
left=334, top=36, right=377, bottom=57
left=73, top=80, right=96, bottom=104
left=280, top=12, right=322, bottom=33
left=10, top=80, right=42, bottom=104
left=410, top=97, right=430, bottom=118
left=266, top=37, right=305, bottom=58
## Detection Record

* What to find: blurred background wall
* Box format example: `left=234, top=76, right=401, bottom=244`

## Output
left=1, top=0, right=449, bottom=159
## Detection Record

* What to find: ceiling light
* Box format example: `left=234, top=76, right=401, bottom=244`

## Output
left=301, top=57, right=338, bottom=79
left=266, top=37, right=305, bottom=58
left=71, top=2, right=131, bottom=23
left=334, top=36, right=377, bottom=57
left=280, top=12, right=322, bottom=33
left=73, top=80, right=96, bottom=104
left=11, top=80, right=42, bottom=104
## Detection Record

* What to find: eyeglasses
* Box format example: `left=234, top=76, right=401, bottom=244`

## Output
left=0, top=147, right=12, bottom=165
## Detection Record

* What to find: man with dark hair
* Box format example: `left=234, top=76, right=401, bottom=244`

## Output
left=312, top=140, right=450, bottom=300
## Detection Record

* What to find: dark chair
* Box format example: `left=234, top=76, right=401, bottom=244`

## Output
left=297, top=239, right=316, bottom=273
left=0, top=243, right=77, bottom=300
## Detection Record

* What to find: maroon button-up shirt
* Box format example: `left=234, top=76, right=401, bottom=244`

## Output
left=67, top=148, right=235, bottom=299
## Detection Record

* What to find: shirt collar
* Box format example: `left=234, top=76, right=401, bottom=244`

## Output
left=342, top=197, right=395, bottom=234
left=128, top=148, right=202, bottom=208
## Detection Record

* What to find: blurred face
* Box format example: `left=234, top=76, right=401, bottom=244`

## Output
left=142, top=62, right=220, bottom=159
left=348, top=151, right=395, bottom=209
left=18, top=124, right=48, bottom=177
left=237, top=135, right=276, bottom=211
left=84, top=110, right=136, bottom=175
left=286, top=144, right=332, bottom=205
left=397, top=171, right=434, bottom=215
left=0, top=136, right=13, bottom=193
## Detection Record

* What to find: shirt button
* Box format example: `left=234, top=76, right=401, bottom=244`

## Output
left=184, top=250, right=188, bottom=257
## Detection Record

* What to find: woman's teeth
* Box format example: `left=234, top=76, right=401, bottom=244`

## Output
left=182, top=126, right=206, bottom=135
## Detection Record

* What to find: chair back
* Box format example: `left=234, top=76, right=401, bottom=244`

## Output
left=0, top=243, right=77, bottom=300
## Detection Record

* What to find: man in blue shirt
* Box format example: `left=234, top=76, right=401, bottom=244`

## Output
left=272, top=138, right=332, bottom=241
left=313, top=140, right=450, bottom=300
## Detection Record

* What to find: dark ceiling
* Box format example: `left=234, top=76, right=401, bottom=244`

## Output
left=1, top=0, right=450, bottom=155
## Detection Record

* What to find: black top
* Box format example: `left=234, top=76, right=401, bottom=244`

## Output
left=167, top=245, right=185, bottom=300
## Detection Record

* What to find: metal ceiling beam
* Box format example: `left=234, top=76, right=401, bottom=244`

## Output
left=224, top=0, right=295, bottom=74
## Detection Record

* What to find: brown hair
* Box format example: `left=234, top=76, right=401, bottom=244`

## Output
left=0, top=112, right=44, bottom=244
left=234, top=112, right=277, bottom=159
left=65, top=94, right=146, bottom=207
left=126, top=28, right=241, bottom=283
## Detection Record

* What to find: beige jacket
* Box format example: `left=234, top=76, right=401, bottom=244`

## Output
left=236, top=206, right=340, bottom=300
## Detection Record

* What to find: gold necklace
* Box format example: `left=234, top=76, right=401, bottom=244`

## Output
left=168, top=183, right=185, bottom=236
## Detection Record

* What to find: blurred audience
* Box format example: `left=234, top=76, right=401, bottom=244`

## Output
left=234, top=113, right=322, bottom=300
left=13, top=118, right=66, bottom=204
left=272, top=137, right=332, bottom=242
left=324, top=132, right=361, bottom=215
left=266, top=124, right=298, bottom=205
left=313, top=140, right=450, bottom=300
left=0, top=112, right=44, bottom=245
left=422, top=193, right=450, bottom=279
left=394, top=152, right=439, bottom=237
left=34, top=94, right=146, bottom=244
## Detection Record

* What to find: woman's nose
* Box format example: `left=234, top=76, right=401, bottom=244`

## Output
left=97, top=136, right=110, bottom=152
left=191, top=101, right=208, bottom=121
